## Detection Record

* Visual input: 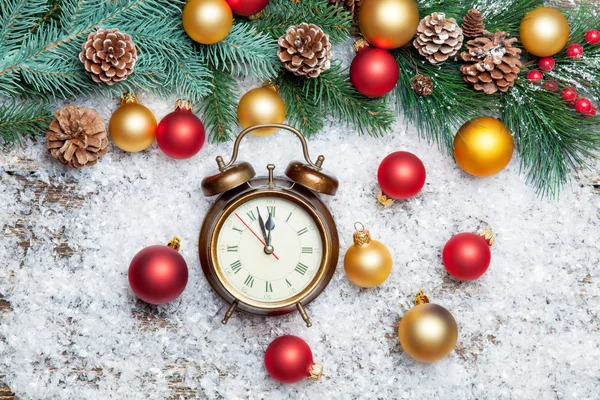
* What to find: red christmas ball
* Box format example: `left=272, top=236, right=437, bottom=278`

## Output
left=265, top=336, right=319, bottom=383
left=442, top=233, right=491, bottom=281
left=377, top=151, right=426, bottom=200
left=585, top=29, right=600, bottom=45
left=543, top=80, right=558, bottom=92
left=350, top=47, right=399, bottom=98
left=527, top=70, right=543, bottom=82
left=225, top=0, right=269, bottom=16
left=566, top=44, right=583, bottom=59
left=585, top=107, right=597, bottom=118
left=575, top=98, right=593, bottom=114
left=156, top=101, right=205, bottom=159
left=537, top=57, right=555, bottom=72
left=560, top=87, right=577, bottom=102
left=128, top=244, right=188, bottom=305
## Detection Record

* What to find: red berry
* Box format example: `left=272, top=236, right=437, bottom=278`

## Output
left=575, top=98, right=593, bottom=114
left=566, top=44, right=583, bottom=59
left=538, top=57, right=555, bottom=72
left=585, top=29, right=600, bottom=45
left=527, top=70, right=543, bottom=82
left=585, top=107, right=597, bottom=118
left=544, top=80, right=558, bottom=92
left=561, top=87, right=577, bottom=102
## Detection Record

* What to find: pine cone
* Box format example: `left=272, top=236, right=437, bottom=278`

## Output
left=462, top=9, right=485, bottom=38
left=459, top=31, right=522, bottom=95
left=79, top=28, right=137, bottom=85
left=46, top=105, right=108, bottom=168
left=413, top=12, right=464, bottom=64
left=411, top=74, right=433, bottom=96
left=329, top=0, right=362, bottom=21
left=278, top=23, right=332, bottom=78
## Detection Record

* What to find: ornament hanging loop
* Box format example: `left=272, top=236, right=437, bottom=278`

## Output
left=415, top=290, right=430, bottom=305
left=217, top=124, right=324, bottom=171
left=352, top=222, right=371, bottom=246
left=167, top=236, right=182, bottom=252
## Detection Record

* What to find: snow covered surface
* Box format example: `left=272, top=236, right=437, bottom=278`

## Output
left=1, top=43, right=600, bottom=399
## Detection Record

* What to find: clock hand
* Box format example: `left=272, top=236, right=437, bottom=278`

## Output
left=234, top=213, right=279, bottom=260
left=256, top=207, right=269, bottom=244
left=265, top=210, right=275, bottom=247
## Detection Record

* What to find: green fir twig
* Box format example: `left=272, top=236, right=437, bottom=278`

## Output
left=0, top=99, right=52, bottom=147
left=200, top=67, right=239, bottom=143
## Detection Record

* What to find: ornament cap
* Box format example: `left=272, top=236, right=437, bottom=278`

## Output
left=377, top=190, right=395, bottom=206
left=121, top=92, right=139, bottom=105
left=261, top=81, right=280, bottom=93
left=167, top=236, right=181, bottom=252
left=352, top=222, right=372, bottom=246
left=415, top=290, right=430, bottom=305
left=175, top=99, right=193, bottom=111
left=478, top=228, right=495, bottom=246
left=308, top=363, right=324, bottom=381
left=353, top=38, right=370, bottom=53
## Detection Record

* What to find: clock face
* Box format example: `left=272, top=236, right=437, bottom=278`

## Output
left=215, top=196, right=324, bottom=303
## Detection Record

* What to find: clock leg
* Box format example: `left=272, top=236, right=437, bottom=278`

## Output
left=222, top=301, right=239, bottom=324
left=296, top=303, right=312, bottom=327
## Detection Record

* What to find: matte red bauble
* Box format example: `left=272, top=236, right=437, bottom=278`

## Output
left=575, top=98, right=593, bottom=114
left=560, top=87, right=577, bottom=102
left=350, top=45, right=399, bottom=98
left=156, top=100, right=205, bottom=159
left=566, top=44, right=583, bottom=59
left=442, top=233, right=491, bottom=281
left=128, top=237, right=188, bottom=305
left=527, top=70, right=543, bottom=82
left=264, top=336, right=323, bottom=384
left=585, top=29, right=600, bottom=45
left=377, top=151, right=426, bottom=201
left=537, top=57, right=554, bottom=72
left=225, top=0, right=269, bottom=16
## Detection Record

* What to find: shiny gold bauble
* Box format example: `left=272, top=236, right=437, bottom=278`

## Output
left=237, top=87, right=286, bottom=136
left=358, top=0, right=419, bottom=49
left=109, top=93, right=157, bottom=152
left=182, top=0, right=233, bottom=45
left=398, top=293, right=458, bottom=362
left=453, top=116, right=514, bottom=177
left=343, top=223, right=392, bottom=288
left=519, top=7, right=569, bottom=57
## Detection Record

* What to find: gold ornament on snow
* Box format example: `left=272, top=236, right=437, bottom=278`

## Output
left=79, top=28, right=137, bottom=85
left=277, top=23, right=332, bottom=78
left=343, top=222, right=392, bottom=288
left=109, top=93, right=157, bottom=152
left=398, top=291, right=458, bottom=363
left=358, top=0, right=420, bottom=49
left=237, top=86, right=286, bottom=136
left=182, top=0, right=233, bottom=45
left=519, top=7, right=569, bottom=57
left=46, top=105, right=108, bottom=168
left=413, top=12, right=464, bottom=64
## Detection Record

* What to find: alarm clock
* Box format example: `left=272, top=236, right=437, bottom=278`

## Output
left=199, top=124, right=339, bottom=327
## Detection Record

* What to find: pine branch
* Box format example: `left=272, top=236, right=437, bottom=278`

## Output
left=199, top=67, right=238, bottom=143
left=0, top=99, right=52, bottom=147
left=0, top=0, right=50, bottom=48
left=502, top=81, right=600, bottom=197
left=276, top=73, right=324, bottom=137
left=253, top=0, right=351, bottom=44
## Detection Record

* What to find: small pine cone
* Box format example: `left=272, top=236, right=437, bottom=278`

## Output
left=79, top=28, right=137, bottom=85
left=459, top=31, right=522, bottom=95
left=413, top=12, right=464, bottom=64
left=329, top=0, right=362, bottom=22
left=462, top=9, right=485, bottom=38
left=278, top=23, right=332, bottom=78
left=46, top=105, right=108, bottom=168
left=411, top=74, right=433, bottom=96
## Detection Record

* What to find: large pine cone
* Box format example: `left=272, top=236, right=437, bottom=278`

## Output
left=46, top=105, right=108, bottom=168
left=459, top=31, right=522, bottom=95
left=413, top=13, right=463, bottom=64
left=277, top=23, right=332, bottom=78
left=79, top=28, right=137, bottom=85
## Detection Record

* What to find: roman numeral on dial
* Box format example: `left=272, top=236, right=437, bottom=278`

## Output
left=244, top=275, right=254, bottom=288
left=301, top=247, right=313, bottom=254
left=232, top=226, right=243, bottom=233
left=227, top=245, right=238, bottom=252
left=285, top=278, right=292, bottom=287
left=230, top=260, right=242, bottom=274
left=297, top=227, right=308, bottom=236
left=246, top=211, right=256, bottom=221
left=266, top=206, right=276, bottom=217
left=265, top=281, right=273, bottom=293
left=295, top=262, right=308, bottom=275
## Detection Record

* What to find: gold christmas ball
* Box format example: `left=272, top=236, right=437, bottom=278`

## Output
left=343, top=223, right=392, bottom=288
left=358, top=0, right=419, bottom=49
left=453, top=116, right=514, bottom=177
left=182, top=0, right=233, bottom=45
left=519, top=7, right=569, bottom=57
left=237, top=87, right=286, bottom=136
left=398, top=299, right=458, bottom=363
left=109, top=93, right=157, bottom=152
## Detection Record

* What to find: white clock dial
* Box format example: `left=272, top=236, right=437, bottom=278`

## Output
left=216, top=196, right=323, bottom=303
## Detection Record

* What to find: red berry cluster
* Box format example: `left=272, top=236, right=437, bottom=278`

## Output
left=560, top=87, right=596, bottom=117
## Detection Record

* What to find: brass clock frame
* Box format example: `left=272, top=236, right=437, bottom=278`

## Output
left=198, top=124, right=340, bottom=327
